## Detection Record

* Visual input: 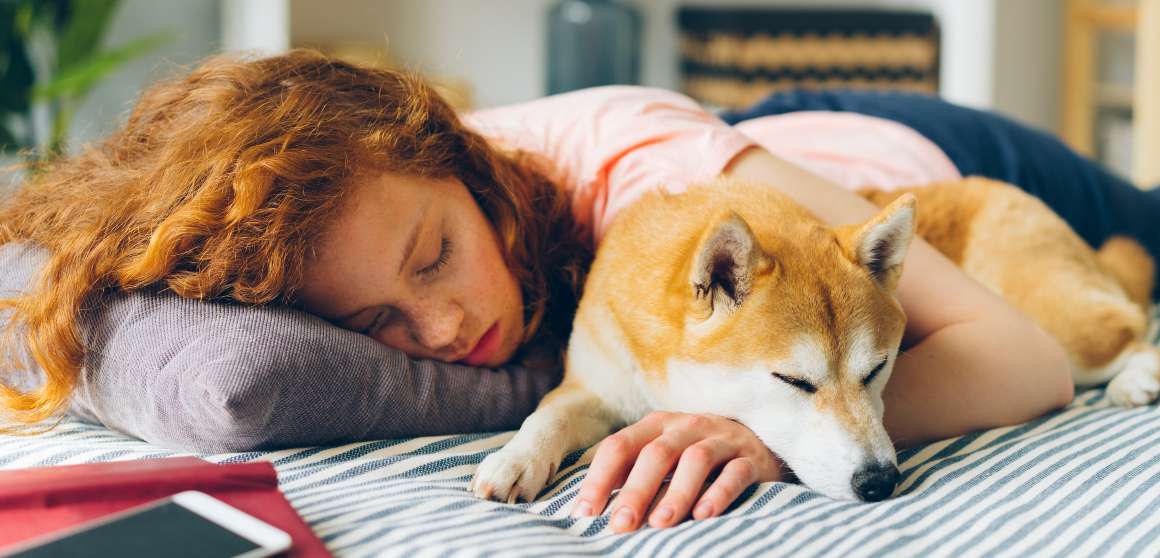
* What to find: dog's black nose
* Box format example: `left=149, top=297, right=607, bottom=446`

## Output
left=852, top=461, right=899, bottom=502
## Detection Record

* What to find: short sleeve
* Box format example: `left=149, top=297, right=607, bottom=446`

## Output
left=463, top=86, right=755, bottom=244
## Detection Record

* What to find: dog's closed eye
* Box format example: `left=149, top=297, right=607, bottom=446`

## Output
left=862, top=359, right=888, bottom=386
left=772, top=372, right=817, bottom=394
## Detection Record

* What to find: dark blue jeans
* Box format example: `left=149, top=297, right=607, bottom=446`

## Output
left=722, top=90, right=1160, bottom=277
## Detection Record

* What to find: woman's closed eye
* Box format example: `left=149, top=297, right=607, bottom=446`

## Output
left=361, top=309, right=389, bottom=335
left=358, top=236, right=454, bottom=335
left=419, top=236, right=453, bottom=278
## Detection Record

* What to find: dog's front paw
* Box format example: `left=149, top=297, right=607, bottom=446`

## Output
left=470, top=447, right=558, bottom=504
left=1106, top=349, right=1160, bottom=407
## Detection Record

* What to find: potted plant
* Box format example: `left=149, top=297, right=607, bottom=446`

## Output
left=1, top=0, right=168, bottom=164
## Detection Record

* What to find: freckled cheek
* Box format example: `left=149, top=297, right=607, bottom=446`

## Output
left=486, top=246, right=524, bottom=332
left=455, top=238, right=513, bottom=306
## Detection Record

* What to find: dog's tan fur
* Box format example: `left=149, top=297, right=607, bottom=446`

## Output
left=584, top=181, right=909, bottom=450
left=1096, top=235, right=1156, bottom=312
left=589, top=181, right=904, bottom=382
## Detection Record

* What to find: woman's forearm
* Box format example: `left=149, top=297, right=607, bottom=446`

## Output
left=723, top=146, right=1074, bottom=446
left=882, top=316, right=1073, bottom=448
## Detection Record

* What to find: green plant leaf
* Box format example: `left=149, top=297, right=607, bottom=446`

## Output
left=45, top=95, right=74, bottom=159
left=12, top=1, right=35, bottom=38
left=0, top=38, right=36, bottom=113
left=49, top=0, right=74, bottom=32
left=55, top=0, right=120, bottom=70
left=0, top=1, right=37, bottom=115
left=31, top=30, right=171, bottom=101
left=0, top=4, right=14, bottom=45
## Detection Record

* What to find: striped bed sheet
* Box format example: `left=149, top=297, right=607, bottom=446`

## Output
left=3, top=312, right=1159, bottom=557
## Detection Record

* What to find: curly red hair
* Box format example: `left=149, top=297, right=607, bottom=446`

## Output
left=0, top=49, right=591, bottom=428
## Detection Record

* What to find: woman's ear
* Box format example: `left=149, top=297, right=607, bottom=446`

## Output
left=839, top=194, right=916, bottom=291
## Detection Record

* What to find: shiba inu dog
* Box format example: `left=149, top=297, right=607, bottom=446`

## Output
left=473, top=177, right=916, bottom=503
left=471, top=176, right=1156, bottom=505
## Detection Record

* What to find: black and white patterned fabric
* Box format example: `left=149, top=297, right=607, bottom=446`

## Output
left=3, top=308, right=1159, bottom=557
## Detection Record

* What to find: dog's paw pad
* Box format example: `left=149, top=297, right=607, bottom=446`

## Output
left=1107, top=350, right=1160, bottom=407
left=471, top=448, right=556, bottom=504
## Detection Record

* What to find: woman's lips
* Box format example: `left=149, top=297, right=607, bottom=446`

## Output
left=461, top=322, right=501, bottom=366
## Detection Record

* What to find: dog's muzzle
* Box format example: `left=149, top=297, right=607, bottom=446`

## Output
left=852, top=461, right=899, bottom=502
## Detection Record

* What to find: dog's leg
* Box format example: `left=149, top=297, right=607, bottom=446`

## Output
left=471, top=381, right=619, bottom=503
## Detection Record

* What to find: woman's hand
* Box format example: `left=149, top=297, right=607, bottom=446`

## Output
left=570, top=411, right=783, bottom=533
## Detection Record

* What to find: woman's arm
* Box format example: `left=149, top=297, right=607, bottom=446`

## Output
left=724, top=146, right=1075, bottom=447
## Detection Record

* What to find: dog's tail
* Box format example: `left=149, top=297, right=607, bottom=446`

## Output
left=1097, top=235, right=1155, bottom=311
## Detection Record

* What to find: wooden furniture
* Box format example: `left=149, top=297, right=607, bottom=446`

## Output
left=1061, top=0, right=1159, bottom=188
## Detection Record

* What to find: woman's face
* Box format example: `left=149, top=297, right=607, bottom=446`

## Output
left=298, top=169, right=525, bottom=367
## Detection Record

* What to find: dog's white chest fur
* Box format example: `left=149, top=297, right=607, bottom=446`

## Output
left=565, top=304, right=654, bottom=423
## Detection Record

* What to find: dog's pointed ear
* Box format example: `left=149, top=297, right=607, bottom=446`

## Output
left=839, top=193, right=916, bottom=290
left=689, top=210, right=772, bottom=315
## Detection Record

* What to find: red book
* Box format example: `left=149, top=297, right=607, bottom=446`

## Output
left=0, top=457, right=330, bottom=557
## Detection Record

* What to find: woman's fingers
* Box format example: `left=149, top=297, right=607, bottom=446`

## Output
left=692, top=457, right=762, bottom=520
left=570, top=411, right=785, bottom=532
left=647, top=438, right=734, bottom=528
left=571, top=412, right=668, bottom=519
left=607, top=425, right=702, bottom=533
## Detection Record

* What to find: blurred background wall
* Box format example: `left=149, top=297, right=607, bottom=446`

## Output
left=286, top=0, right=1065, bottom=132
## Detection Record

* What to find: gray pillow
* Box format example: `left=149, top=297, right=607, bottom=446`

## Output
left=0, top=243, right=561, bottom=452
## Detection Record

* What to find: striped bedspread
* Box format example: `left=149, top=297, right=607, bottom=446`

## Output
left=4, top=318, right=1160, bottom=557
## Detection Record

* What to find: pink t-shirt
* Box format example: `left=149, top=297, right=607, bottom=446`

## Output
left=464, top=86, right=961, bottom=244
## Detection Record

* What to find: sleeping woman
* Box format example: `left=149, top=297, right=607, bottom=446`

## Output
left=3, top=50, right=1154, bottom=532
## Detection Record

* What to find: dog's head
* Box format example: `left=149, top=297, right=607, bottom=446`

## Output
left=654, top=186, right=916, bottom=501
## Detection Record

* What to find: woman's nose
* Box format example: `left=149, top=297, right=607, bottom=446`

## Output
left=410, top=300, right=464, bottom=352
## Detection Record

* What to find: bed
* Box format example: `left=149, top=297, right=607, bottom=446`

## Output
left=3, top=308, right=1159, bottom=557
